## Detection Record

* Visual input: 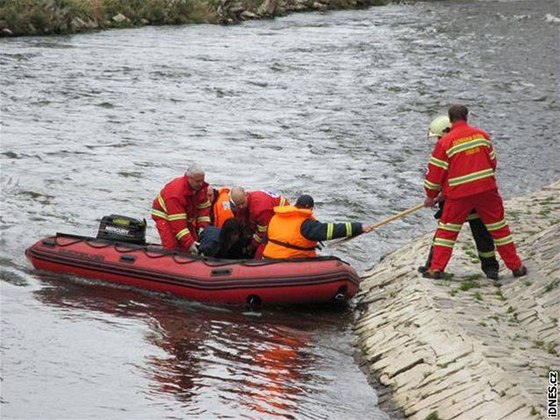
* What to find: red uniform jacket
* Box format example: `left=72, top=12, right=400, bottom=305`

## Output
left=425, top=120, right=498, bottom=200
left=236, top=190, right=289, bottom=248
left=151, top=175, right=211, bottom=249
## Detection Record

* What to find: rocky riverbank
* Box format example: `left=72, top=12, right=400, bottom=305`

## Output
left=0, top=0, right=387, bottom=37
left=356, top=181, right=560, bottom=419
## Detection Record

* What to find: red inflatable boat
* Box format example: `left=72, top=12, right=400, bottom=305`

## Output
left=25, top=233, right=360, bottom=306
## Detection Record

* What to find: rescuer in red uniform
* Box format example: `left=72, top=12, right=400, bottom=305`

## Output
left=151, top=166, right=212, bottom=253
left=229, top=187, right=289, bottom=259
left=418, top=115, right=500, bottom=280
left=263, top=195, right=373, bottom=259
left=422, top=105, right=527, bottom=279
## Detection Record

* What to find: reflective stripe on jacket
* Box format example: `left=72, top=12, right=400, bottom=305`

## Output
left=263, top=206, right=317, bottom=259
left=425, top=120, right=498, bottom=199
left=151, top=175, right=210, bottom=249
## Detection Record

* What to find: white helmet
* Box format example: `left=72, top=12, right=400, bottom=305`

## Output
left=427, top=116, right=451, bottom=138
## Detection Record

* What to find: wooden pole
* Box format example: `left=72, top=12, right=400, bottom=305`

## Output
left=329, top=203, right=425, bottom=248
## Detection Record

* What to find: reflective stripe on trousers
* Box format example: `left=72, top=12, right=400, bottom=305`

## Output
left=430, top=189, right=522, bottom=271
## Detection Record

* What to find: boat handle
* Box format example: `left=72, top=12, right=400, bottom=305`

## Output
left=120, top=255, right=136, bottom=263
left=42, top=239, right=56, bottom=248
left=211, top=268, right=232, bottom=276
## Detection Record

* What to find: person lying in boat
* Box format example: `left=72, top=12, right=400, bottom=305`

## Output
left=198, top=218, right=253, bottom=259
left=262, top=195, right=373, bottom=259
left=229, top=187, right=289, bottom=259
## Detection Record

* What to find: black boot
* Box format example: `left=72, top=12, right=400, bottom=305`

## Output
left=418, top=246, right=434, bottom=274
left=480, top=256, right=500, bottom=280
left=422, top=269, right=443, bottom=279
left=512, top=265, right=528, bottom=278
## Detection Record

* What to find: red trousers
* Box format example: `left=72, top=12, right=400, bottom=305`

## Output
left=155, top=218, right=181, bottom=250
left=429, top=189, right=522, bottom=271
left=254, top=243, right=265, bottom=259
left=154, top=218, right=196, bottom=251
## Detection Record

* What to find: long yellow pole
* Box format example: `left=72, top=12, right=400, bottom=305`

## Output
left=369, top=203, right=425, bottom=229
left=329, top=203, right=425, bottom=248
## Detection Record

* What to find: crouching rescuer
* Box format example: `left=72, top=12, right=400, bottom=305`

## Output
left=151, top=166, right=212, bottom=254
left=263, top=195, right=373, bottom=259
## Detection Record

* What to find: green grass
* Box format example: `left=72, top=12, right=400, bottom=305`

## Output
left=464, top=249, right=479, bottom=262
left=463, top=273, right=482, bottom=281
left=533, top=340, right=544, bottom=349
left=460, top=280, right=481, bottom=291
left=530, top=406, right=539, bottom=416
left=443, top=272, right=454, bottom=280
left=544, top=279, right=560, bottom=293
left=494, top=289, right=506, bottom=301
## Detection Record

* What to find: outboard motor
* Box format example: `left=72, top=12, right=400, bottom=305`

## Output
left=96, top=214, right=146, bottom=245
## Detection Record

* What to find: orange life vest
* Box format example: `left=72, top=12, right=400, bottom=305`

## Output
left=212, top=187, right=235, bottom=228
left=263, top=206, right=317, bottom=259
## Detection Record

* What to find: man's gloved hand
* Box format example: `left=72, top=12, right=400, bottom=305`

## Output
left=188, top=242, right=200, bottom=254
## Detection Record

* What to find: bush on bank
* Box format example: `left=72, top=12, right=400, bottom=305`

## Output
left=0, top=0, right=215, bottom=36
left=0, top=0, right=389, bottom=37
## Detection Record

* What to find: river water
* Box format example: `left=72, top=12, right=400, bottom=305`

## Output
left=1, top=0, right=558, bottom=418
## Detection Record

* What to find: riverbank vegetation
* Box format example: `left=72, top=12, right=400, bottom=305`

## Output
left=0, top=0, right=389, bottom=37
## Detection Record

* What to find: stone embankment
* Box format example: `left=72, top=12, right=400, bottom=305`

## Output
left=355, top=181, right=560, bottom=419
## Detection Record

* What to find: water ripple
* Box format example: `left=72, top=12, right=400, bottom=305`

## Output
left=1, top=1, right=558, bottom=418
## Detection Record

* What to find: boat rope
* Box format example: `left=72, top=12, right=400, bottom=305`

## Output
left=52, top=233, right=346, bottom=268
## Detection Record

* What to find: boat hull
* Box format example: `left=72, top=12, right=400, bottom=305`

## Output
left=25, top=234, right=361, bottom=306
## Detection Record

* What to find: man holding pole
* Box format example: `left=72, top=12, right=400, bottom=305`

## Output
left=422, top=104, right=527, bottom=279
left=418, top=115, right=500, bottom=280
left=263, top=195, right=372, bottom=259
